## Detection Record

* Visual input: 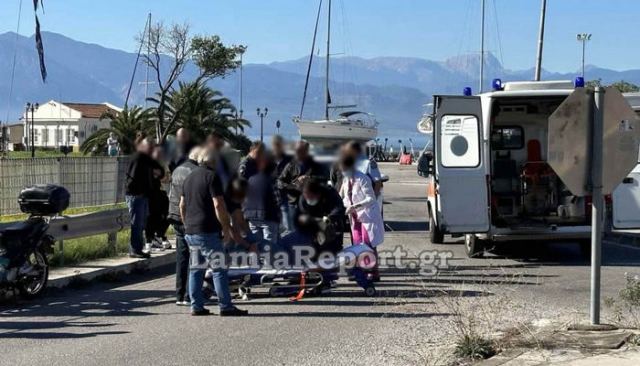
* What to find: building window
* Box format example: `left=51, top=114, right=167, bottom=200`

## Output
left=42, top=128, right=49, bottom=146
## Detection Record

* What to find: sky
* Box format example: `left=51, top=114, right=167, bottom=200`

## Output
left=0, top=0, right=638, bottom=72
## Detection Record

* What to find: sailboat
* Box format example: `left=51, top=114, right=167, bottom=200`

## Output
left=293, top=0, right=378, bottom=145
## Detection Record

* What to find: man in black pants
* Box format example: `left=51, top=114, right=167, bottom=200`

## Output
left=168, top=146, right=201, bottom=306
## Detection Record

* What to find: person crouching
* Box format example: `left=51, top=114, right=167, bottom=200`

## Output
left=179, top=147, right=248, bottom=317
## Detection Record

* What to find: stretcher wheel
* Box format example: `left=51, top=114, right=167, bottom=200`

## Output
left=268, top=284, right=281, bottom=297
left=364, top=286, right=377, bottom=297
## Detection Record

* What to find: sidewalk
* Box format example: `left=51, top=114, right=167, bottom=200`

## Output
left=49, top=249, right=176, bottom=289
left=481, top=346, right=640, bottom=365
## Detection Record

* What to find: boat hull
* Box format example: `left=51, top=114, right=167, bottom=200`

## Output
left=295, top=120, right=378, bottom=143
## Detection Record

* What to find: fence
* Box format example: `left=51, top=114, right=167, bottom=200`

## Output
left=0, top=157, right=130, bottom=216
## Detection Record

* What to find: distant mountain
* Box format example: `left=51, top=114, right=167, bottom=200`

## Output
left=1, top=31, right=640, bottom=138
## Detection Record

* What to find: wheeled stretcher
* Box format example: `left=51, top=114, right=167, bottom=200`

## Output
left=203, top=244, right=377, bottom=301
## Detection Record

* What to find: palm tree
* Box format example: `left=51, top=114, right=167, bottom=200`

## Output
left=80, top=106, right=154, bottom=155
left=149, top=81, right=251, bottom=150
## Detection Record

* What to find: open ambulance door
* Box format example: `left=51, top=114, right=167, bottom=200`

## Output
left=434, top=95, right=490, bottom=233
left=612, top=165, right=640, bottom=229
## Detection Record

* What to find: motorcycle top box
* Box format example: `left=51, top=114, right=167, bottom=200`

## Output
left=18, top=184, right=70, bottom=215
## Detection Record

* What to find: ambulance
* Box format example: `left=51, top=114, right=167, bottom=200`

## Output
left=419, top=80, right=600, bottom=258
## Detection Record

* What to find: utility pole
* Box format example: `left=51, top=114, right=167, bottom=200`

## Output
left=239, top=47, right=245, bottom=131
left=577, top=33, right=592, bottom=79
left=479, top=0, right=485, bottom=93
left=534, top=0, right=547, bottom=81
left=26, top=102, right=39, bottom=158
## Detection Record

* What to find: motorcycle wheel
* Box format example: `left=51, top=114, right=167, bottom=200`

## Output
left=17, top=249, right=49, bottom=299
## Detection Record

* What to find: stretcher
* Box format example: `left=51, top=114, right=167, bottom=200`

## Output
left=203, top=244, right=377, bottom=301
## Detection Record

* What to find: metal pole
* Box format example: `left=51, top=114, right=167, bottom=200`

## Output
left=534, top=0, right=547, bottom=81
left=31, top=107, right=35, bottom=158
left=325, top=0, right=332, bottom=120
left=590, top=87, right=605, bottom=325
left=479, top=0, right=485, bottom=93
left=260, top=114, right=264, bottom=142
left=582, top=40, right=586, bottom=79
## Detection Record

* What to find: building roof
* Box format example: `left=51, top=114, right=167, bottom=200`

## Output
left=61, top=102, right=121, bottom=119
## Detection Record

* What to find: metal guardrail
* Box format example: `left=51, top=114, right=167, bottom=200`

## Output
left=0, top=208, right=130, bottom=266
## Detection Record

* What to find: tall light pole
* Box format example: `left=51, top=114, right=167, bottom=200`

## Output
left=26, top=102, right=39, bottom=158
left=577, top=33, right=592, bottom=79
left=257, top=107, right=268, bottom=142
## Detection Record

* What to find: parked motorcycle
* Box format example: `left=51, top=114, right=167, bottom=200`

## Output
left=0, top=184, right=69, bottom=298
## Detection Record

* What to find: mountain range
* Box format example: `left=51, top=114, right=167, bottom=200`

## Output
left=2, top=31, right=640, bottom=139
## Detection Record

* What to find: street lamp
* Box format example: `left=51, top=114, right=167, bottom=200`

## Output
left=256, top=107, right=268, bottom=142
left=26, top=102, right=39, bottom=158
left=577, top=33, right=592, bottom=79
left=276, top=120, right=281, bottom=135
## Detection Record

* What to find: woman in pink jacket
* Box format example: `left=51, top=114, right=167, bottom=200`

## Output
left=339, top=155, right=385, bottom=279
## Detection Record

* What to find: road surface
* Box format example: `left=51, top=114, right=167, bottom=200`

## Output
left=1, top=163, right=639, bottom=365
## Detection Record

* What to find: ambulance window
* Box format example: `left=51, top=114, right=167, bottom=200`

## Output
left=491, top=127, right=524, bottom=150
left=440, top=115, right=480, bottom=167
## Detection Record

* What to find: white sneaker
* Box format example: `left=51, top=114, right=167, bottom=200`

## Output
left=143, top=243, right=153, bottom=254
left=162, top=240, right=172, bottom=250
left=150, top=238, right=164, bottom=252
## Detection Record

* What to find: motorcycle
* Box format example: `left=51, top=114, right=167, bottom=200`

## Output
left=0, top=184, right=69, bottom=299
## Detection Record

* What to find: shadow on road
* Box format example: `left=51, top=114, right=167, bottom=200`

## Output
left=0, top=320, right=129, bottom=340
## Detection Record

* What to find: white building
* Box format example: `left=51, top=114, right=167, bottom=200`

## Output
left=22, top=101, right=122, bottom=150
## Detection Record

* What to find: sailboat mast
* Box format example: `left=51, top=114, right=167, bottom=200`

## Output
left=534, top=0, right=547, bottom=81
left=479, top=0, right=485, bottom=93
left=325, top=0, right=332, bottom=120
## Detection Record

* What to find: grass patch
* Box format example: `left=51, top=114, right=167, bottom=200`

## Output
left=605, top=275, right=640, bottom=328
left=50, top=230, right=131, bottom=267
left=454, top=335, right=496, bottom=360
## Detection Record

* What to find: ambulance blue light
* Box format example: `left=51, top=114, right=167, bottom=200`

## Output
left=463, top=87, right=472, bottom=96
left=492, top=78, right=503, bottom=91
left=574, top=77, right=585, bottom=88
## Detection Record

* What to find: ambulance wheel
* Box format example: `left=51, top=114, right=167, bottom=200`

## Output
left=364, top=286, right=377, bottom=297
left=465, top=234, right=485, bottom=258
left=429, top=214, right=444, bottom=244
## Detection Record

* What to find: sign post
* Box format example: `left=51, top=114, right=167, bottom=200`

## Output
left=549, top=86, right=640, bottom=325
left=590, top=87, right=604, bottom=325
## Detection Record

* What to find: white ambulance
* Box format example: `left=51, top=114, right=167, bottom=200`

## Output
left=419, top=80, right=598, bottom=258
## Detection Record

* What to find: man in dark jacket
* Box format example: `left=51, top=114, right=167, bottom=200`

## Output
left=238, top=141, right=265, bottom=180
left=277, top=140, right=328, bottom=228
left=168, top=146, right=200, bottom=306
left=125, top=134, right=161, bottom=258
left=243, top=154, right=281, bottom=245
left=271, top=135, right=293, bottom=232
left=281, top=180, right=345, bottom=256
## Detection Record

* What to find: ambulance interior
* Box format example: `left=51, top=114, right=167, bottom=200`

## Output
left=489, top=96, right=590, bottom=228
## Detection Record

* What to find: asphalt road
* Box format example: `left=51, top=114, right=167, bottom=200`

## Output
left=1, top=163, right=640, bottom=365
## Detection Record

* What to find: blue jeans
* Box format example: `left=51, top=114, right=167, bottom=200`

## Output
left=126, top=195, right=148, bottom=254
left=280, top=204, right=292, bottom=234
left=248, top=220, right=279, bottom=245
left=185, top=233, right=233, bottom=311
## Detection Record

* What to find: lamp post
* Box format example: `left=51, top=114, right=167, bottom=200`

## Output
left=577, top=33, right=592, bottom=79
left=257, top=107, right=268, bottom=142
left=276, top=120, right=281, bottom=135
left=26, top=102, right=39, bottom=158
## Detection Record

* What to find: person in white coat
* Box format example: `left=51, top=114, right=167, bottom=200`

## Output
left=339, top=155, right=384, bottom=279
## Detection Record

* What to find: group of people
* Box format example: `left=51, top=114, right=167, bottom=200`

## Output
left=124, top=128, right=385, bottom=316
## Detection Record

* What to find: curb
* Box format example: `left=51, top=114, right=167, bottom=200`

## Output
left=48, top=250, right=176, bottom=289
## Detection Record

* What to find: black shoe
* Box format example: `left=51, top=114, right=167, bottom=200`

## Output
left=129, top=252, right=151, bottom=259
left=191, top=308, right=211, bottom=316
left=220, top=307, right=249, bottom=317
